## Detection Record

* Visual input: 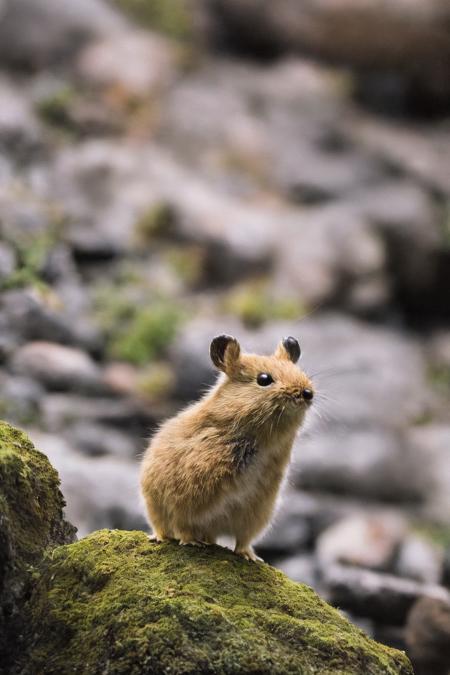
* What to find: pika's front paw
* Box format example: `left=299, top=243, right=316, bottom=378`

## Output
left=148, top=533, right=170, bottom=543
left=234, top=546, right=263, bottom=563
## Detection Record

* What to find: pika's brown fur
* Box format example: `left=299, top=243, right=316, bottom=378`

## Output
left=140, top=335, right=314, bottom=561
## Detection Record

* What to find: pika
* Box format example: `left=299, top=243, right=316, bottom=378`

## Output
left=140, top=334, right=314, bottom=561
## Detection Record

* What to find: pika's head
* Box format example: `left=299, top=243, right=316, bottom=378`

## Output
left=210, top=334, right=314, bottom=426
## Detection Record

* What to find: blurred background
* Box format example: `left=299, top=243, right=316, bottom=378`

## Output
left=0, top=0, right=449, bottom=671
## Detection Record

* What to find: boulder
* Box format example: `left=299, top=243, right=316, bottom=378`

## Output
left=11, top=341, right=105, bottom=393
left=0, top=421, right=75, bottom=670
left=2, top=421, right=413, bottom=674
left=20, top=531, right=413, bottom=675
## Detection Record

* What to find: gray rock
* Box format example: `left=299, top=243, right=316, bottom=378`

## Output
left=317, top=513, right=406, bottom=571
left=65, top=422, right=140, bottom=459
left=0, top=289, right=98, bottom=351
left=11, top=341, right=105, bottom=393
left=407, top=425, right=450, bottom=523
left=322, top=563, right=450, bottom=625
left=0, top=241, right=16, bottom=282
left=0, top=0, right=125, bottom=68
left=27, top=430, right=146, bottom=537
left=200, top=0, right=450, bottom=99
left=292, top=427, right=430, bottom=502
left=395, top=535, right=444, bottom=585
left=0, top=371, right=43, bottom=424
left=40, top=393, right=156, bottom=436
left=405, top=597, right=450, bottom=675
left=77, top=30, right=176, bottom=97
left=0, top=77, right=42, bottom=157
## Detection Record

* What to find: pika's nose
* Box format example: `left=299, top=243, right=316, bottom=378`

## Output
left=303, top=388, right=314, bottom=402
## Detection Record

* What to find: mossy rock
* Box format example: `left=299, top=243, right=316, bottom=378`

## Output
left=0, top=421, right=76, bottom=669
left=1, top=421, right=412, bottom=674
left=22, top=531, right=412, bottom=674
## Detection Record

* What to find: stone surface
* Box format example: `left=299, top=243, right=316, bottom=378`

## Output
left=405, top=597, right=450, bottom=675
left=317, top=513, right=406, bottom=571
left=0, top=0, right=125, bottom=68
left=11, top=341, right=105, bottom=393
left=395, top=535, right=444, bottom=585
left=77, top=30, right=176, bottom=97
left=322, top=563, right=450, bottom=625
left=29, top=430, right=146, bottom=537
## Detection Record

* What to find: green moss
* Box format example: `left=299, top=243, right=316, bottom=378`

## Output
left=109, top=302, right=181, bottom=365
left=137, top=362, right=175, bottom=400
left=23, top=531, right=412, bottom=674
left=164, top=245, right=205, bottom=286
left=1, top=219, right=63, bottom=291
left=0, top=421, right=75, bottom=668
left=428, top=364, right=450, bottom=397
left=36, top=86, right=75, bottom=128
left=224, top=281, right=305, bottom=328
left=134, top=202, right=177, bottom=243
left=112, top=0, right=192, bottom=40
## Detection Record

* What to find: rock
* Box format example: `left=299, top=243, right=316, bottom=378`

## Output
left=322, top=563, right=450, bottom=625
left=346, top=118, right=450, bottom=198
left=40, top=393, right=156, bottom=436
left=1, top=421, right=413, bottom=674
left=65, top=421, right=139, bottom=459
left=201, top=0, right=450, bottom=101
left=0, top=371, right=43, bottom=424
left=405, top=597, right=450, bottom=675
left=0, top=77, right=42, bottom=158
left=0, top=241, right=16, bottom=282
left=395, top=535, right=444, bottom=585
left=0, top=289, right=98, bottom=352
left=407, top=425, right=450, bottom=522
left=28, top=430, right=145, bottom=537
left=77, top=30, right=176, bottom=98
left=0, top=421, right=75, bottom=670
left=317, top=513, right=406, bottom=571
left=11, top=341, right=105, bottom=393
left=19, top=531, right=412, bottom=674
left=429, top=330, right=450, bottom=369
left=0, top=0, right=125, bottom=68
left=293, top=427, right=430, bottom=502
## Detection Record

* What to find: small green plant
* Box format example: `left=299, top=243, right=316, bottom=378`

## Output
left=164, top=245, right=204, bottom=286
left=112, top=0, right=192, bottom=40
left=134, top=202, right=176, bottom=243
left=36, top=87, right=75, bottom=128
left=137, top=362, right=175, bottom=400
left=109, top=302, right=181, bottom=365
left=224, top=280, right=305, bottom=328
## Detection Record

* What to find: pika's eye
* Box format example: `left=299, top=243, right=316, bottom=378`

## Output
left=257, top=373, right=274, bottom=387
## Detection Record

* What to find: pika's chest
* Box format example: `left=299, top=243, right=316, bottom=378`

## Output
left=228, top=436, right=291, bottom=500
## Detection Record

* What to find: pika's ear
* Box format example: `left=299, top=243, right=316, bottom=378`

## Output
left=210, top=334, right=241, bottom=374
left=274, top=336, right=301, bottom=363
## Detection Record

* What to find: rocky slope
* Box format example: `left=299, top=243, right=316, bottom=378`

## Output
left=1, top=0, right=450, bottom=671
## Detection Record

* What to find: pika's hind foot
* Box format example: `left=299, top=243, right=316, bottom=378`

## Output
left=234, top=546, right=263, bottom=562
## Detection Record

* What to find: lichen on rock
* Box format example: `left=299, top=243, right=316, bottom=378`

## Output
left=1, top=421, right=413, bottom=674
